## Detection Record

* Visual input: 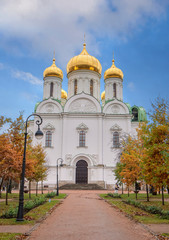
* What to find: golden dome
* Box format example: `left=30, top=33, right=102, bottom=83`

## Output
left=61, top=89, right=67, bottom=99
left=43, top=58, right=63, bottom=79
left=67, top=43, right=102, bottom=75
left=104, top=59, right=123, bottom=80
left=101, top=91, right=105, bottom=100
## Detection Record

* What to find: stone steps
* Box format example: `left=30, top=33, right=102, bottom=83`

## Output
left=60, top=183, right=104, bottom=190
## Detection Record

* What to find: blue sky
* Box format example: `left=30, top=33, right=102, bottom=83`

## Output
left=0, top=0, right=169, bottom=120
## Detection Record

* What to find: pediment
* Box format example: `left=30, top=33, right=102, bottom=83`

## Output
left=76, top=123, right=88, bottom=130
left=110, top=124, right=122, bottom=131
left=43, top=123, right=55, bottom=130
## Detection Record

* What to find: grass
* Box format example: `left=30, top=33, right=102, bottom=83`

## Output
left=100, top=193, right=169, bottom=224
left=0, top=192, right=66, bottom=225
left=0, top=233, right=22, bottom=240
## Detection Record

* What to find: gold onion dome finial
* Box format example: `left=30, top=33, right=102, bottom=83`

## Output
left=43, top=57, right=63, bottom=79
left=67, top=42, right=102, bottom=75
left=61, top=89, right=67, bottom=99
left=104, top=58, right=123, bottom=80
left=101, top=90, right=105, bottom=100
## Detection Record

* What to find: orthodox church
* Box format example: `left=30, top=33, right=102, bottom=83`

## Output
left=29, top=42, right=147, bottom=189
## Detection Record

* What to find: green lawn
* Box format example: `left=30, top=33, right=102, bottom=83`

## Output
left=0, top=233, right=22, bottom=240
left=0, top=193, right=66, bottom=225
left=100, top=193, right=169, bottom=224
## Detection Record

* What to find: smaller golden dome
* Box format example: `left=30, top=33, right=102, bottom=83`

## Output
left=43, top=58, right=63, bottom=79
left=101, top=91, right=105, bottom=100
left=104, top=59, right=123, bottom=80
left=61, top=89, right=67, bottom=99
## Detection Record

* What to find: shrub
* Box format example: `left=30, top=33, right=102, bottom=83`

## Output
left=1, top=196, right=46, bottom=218
left=123, top=199, right=169, bottom=219
left=2, top=206, right=18, bottom=218
left=45, top=192, right=56, bottom=198
left=107, top=193, right=121, bottom=198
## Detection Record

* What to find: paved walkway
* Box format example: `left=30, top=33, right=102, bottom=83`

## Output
left=28, top=191, right=156, bottom=240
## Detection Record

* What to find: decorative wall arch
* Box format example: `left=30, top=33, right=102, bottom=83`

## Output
left=103, top=99, right=129, bottom=114
left=36, top=99, right=63, bottom=113
left=70, top=153, right=94, bottom=167
left=64, top=92, right=101, bottom=113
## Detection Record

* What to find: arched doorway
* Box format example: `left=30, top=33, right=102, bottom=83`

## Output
left=76, top=160, right=88, bottom=184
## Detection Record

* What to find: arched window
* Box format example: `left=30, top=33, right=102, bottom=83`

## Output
left=113, top=131, right=119, bottom=148
left=50, top=82, right=53, bottom=97
left=113, top=83, right=116, bottom=98
left=132, top=108, right=138, bottom=121
left=90, top=80, right=93, bottom=96
left=45, top=131, right=52, bottom=147
left=79, top=130, right=85, bottom=147
left=74, top=79, right=77, bottom=95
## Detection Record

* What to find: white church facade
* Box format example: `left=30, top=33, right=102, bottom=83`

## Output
left=28, top=43, right=147, bottom=189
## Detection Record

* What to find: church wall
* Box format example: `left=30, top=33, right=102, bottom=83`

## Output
left=62, top=114, right=102, bottom=163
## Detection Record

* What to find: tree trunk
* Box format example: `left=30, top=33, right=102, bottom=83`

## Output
left=6, top=182, right=9, bottom=205
left=122, top=183, right=124, bottom=194
left=158, top=187, right=160, bottom=195
left=128, top=187, right=129, bottom=197
left=41, top=181, right=43, bottom=194
left=162, top=185, right=164, bottom=205
left=29, top=181, right=31, bottom=199
left=135, top=181, right=137, bottom=200
left=0, top=177, right=4, bottom=198
left=36, top=182, right=38, bottom=196
left=8, top=179, right=12, bottom=194
left=146, top=184, right=149, bottom=202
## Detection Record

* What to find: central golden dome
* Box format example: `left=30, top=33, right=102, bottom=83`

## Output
left=43, top=58, right=63, bottom=79
left=67, top=43, right=102, bottom=75
left=104, top=59, right=123, bottom=80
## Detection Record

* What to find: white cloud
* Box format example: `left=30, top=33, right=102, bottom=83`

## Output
left=0, top=0, right=168, bottom=66
left=127, top=82, right=135, bottom=91
left=0, top=63, right=4, bottom=70
left=21, top=92, right=39, bottom=103
left=12, top=70, right=42, bottom=85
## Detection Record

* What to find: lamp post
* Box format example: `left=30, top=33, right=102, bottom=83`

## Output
left=56, top=158, right=63, bottom=196
left=16, top=114, right=43, bottom=221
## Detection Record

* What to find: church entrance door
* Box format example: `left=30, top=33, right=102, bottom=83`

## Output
left=76, top=160, right=88, bottom=184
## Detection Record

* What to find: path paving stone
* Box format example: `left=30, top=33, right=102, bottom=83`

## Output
left=0, top=225, right=32, bottom=233
left=28, top=191, right=156, bottom=240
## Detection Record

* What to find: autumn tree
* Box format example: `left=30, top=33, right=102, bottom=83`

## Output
left=120, top=135, right=142, bottom=199
left=0, top=116, right=11, bottom=129
left=140, top=98, right=169, bottom=205
left=0, top=134, right=22, bottom=203
left=114, top=162, right=125, bottom=194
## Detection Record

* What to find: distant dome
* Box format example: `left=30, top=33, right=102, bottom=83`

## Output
left=43, top=58, right=63, bottom=79
left=101, top=91, right=105, bottom=100
left=61, top=89, right=67, bottom=99
left=67, top=43, right=102, bottom=75
left=104, top=59, right=123, bottom=80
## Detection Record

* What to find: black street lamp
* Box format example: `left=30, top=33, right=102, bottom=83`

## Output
left=56, top=158, right=63, bottom=196
left=16, top=114, right=43, bottom=221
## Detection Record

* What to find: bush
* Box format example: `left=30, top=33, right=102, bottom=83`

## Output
left=123, top=199, right=169, bottom=219
left=1, top=196, right=46, bottom=218
left=45, top=192, right=56, bottom=198
left=107, top=193, right=121, bottom=198
left=2, top=206, right=18, bottom=218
